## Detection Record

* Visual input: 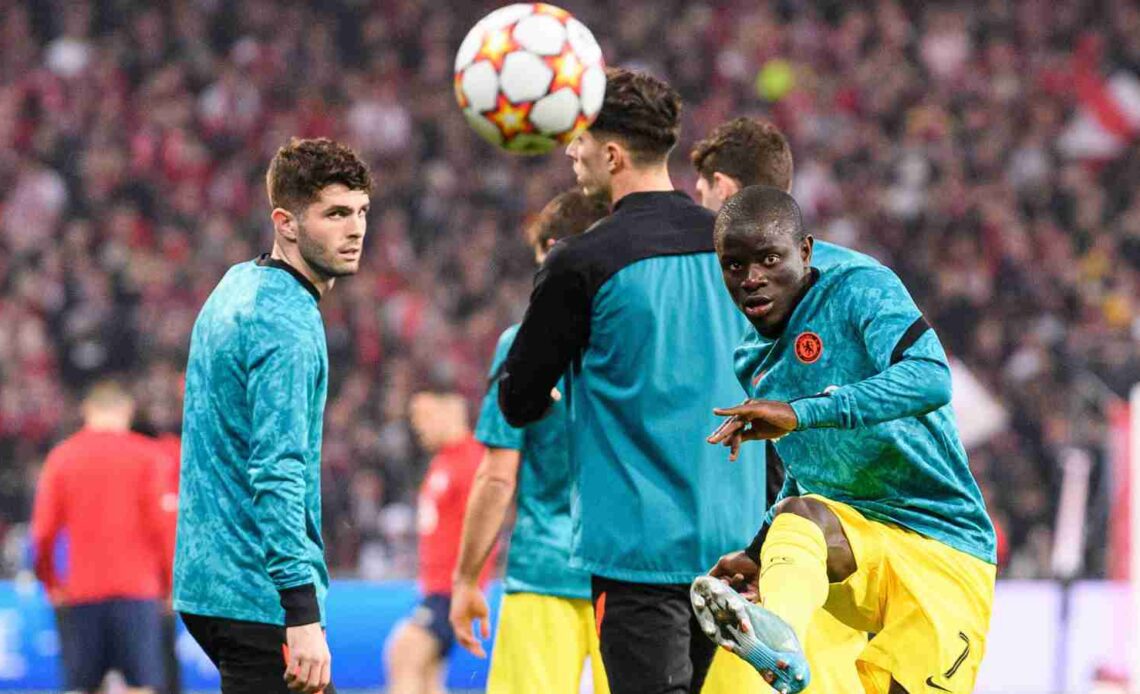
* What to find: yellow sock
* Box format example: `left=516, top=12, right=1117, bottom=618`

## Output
left=757, top=513, right=829, bottom=645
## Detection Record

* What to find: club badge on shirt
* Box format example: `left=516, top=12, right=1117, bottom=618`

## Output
left=795, top=332, right=823, bottom=364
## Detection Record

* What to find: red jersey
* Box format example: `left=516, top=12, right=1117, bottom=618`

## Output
left=151, top=433, right=182, bottom=497
left=31, top=429, right=172, bottom=604
left=147, top=433, right=182, bottom=596
left=416, top=434, right=494, bottom=594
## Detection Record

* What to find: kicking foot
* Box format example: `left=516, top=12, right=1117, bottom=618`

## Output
left=690, top=575, right=810, bottom=694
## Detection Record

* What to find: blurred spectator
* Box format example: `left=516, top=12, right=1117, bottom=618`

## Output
left=133, top=374, right=183, bottom=694
left=384, top=392, right=489, bottom=694
left=1, top=0, right=1139, bottom=580
left=30, top=380, right=169, bottom=694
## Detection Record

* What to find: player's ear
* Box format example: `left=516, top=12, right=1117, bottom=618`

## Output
left=271, top=208, right=299, bottom=242
left=801, top=235, right=814, bottom=266
left=604, top=140, right=623, bottom=174
left=712, top=172, right=739, bottom=201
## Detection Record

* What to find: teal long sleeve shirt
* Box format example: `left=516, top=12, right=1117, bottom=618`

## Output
left=736, top=262, right=996, bottom=564
left=174, top=256, right=330, bottom=626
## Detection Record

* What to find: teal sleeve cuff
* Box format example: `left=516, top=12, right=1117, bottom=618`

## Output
left=790, top=395, right=837, bottom=430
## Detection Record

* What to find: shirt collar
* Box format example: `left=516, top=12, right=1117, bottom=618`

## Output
left=255, top=254, right=321, bottom=302
left=612, top=190, right=690, bottom=212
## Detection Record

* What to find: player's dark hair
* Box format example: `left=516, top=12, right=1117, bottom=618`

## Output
left=690, top=118, right=793, bottom=192
left=589, top=67, right=681, bottom=165
left=714, top=185, right=805, bottom=250
left=266, top=138, right=373, bottom=213
left=525, top=189, right=609, bottom=250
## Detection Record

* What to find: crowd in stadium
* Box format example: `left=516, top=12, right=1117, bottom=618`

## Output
left=1, top=0, right=1138, bottom=581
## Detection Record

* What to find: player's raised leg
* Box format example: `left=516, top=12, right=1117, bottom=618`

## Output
left=801, top=611, right=867, bottom=694
left=696, top=498, right=858, bottom=692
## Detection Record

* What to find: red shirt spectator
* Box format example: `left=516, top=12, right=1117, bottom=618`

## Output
left=145, top=432, right=181, bottom=596
left=416, top=433, right=493, bottom=594
left=32, top=395, right=171, bottom=605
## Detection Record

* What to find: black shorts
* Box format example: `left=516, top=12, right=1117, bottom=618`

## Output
left=57, top=598, right=164, bottom=691
left=409, top=593, right=456, bottom=654
left=180, top=613, right=337, bottom=694
left=592, top=576, right=716, bottom=694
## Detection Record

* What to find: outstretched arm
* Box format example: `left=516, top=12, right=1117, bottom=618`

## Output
left=711, top=267, right=950, bottom=444
left=453, top=448, right=520, bottom=586
left=450, top=447, right=520, bottom=657
left=499, top=244, right=590, bottom=426
left=792, top=266, right=952, bottom=430
left=790, top=349, right=949, bottom=430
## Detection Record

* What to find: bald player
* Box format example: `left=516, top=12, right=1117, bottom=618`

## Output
left=689, top=117, right=870, bottom=694
left=695, top=187, right=995, bottom=694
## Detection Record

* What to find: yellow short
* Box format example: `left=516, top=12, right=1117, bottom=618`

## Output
left=801, top=609, right=867, bottom=693
left=700, top=606, right=865, bottom=693
left=701, top=646, right=768, bottom=692
left=486, top=592, right=609, bottom=694
left=809, top=495, right=996, bottom=694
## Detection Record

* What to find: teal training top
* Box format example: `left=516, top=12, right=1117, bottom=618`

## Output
left=734, top=262, right=996, bottom=564
left=810, top=240, right=878, bottom=271
left=474, top=325, right=592, bottom=600
left=499, top=192, right=766, bottom=583
left=174, top=256, right=331, bottom=625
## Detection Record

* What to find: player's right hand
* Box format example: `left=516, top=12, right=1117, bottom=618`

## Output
left=709, top=399, right=797, bottom=460
left=284, top=623, right=331, bottom=693
left=449, top=581, right=491, bottom=658
left=709, top=550, right=760, bottom=601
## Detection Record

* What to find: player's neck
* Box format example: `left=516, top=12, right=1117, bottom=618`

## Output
left=437, top=429, right=471, bottom=450
left=270, top=242, right=334, bottom=297
left=609, top=166, right=674, bottom=206
left=83, top=415, right=131, bottom=432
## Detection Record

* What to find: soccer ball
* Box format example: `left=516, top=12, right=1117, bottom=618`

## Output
left=454, top=3, right=606, bottom=155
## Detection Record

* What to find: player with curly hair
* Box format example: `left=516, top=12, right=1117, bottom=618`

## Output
left=175, top=137, right=372, bottom=694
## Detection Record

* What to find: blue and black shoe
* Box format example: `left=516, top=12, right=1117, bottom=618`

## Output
left=690, top=575, right=811, bottom=694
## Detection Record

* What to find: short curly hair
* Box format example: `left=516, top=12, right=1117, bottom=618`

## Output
left=589, top=67, right=682, bottom=165
left=266, top=138, right=373, bottom=213
left=690, top=118, right=793, bottom=192
left=525, top=188, right=610, bottom=250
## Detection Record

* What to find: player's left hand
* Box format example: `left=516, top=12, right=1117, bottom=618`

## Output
left=708, top=400, right=798, bottom=460
left=708, top=550, right=759, bottom=600
left=449, top=581, right=491, bottom=658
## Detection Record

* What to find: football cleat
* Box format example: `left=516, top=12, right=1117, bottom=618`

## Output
left=690, top=575, right=811, bottom=694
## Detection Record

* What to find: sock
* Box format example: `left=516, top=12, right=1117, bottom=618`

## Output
left=757, top=513, right=829, bottom=646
